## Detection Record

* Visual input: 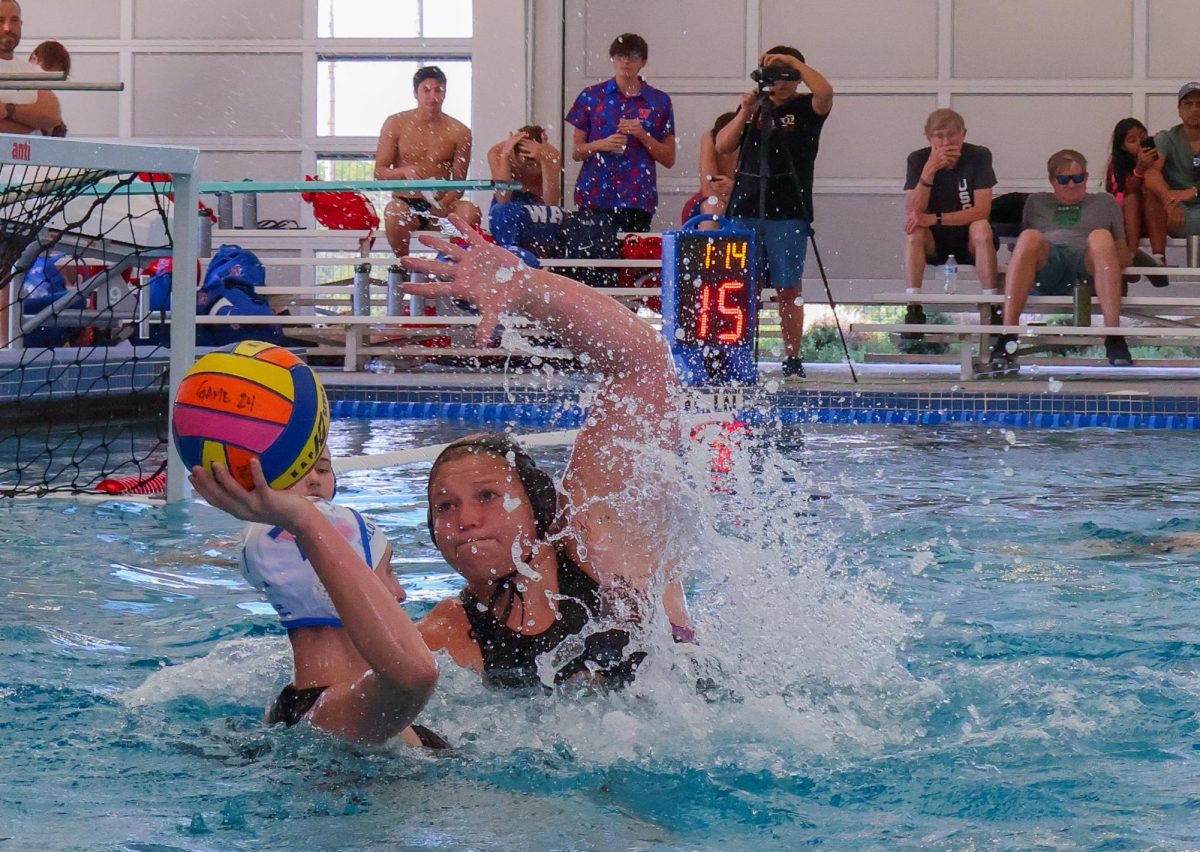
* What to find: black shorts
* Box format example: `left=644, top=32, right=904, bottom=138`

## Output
left=928, top=225, right=974, bottom=265
left=397, top=197, right=435, bottom=230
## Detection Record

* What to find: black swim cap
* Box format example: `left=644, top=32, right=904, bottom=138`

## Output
left=426, top=433, right=558, bottom=544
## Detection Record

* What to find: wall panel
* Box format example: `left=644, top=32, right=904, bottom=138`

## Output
left=581, top=0, right=748, bottom=79
left=953, top=0, right=1133, bottom=79
left=819, top=94, right=939, bottom=181
left=952, top=94, right=1131, bottom=181
left=132, top=0, right=304, bottom=40
left=53, top=54, right=122, bottom=138
left=22, top=0, right=121, bottom=39
left=1147, top=0, right=1200, bottom=79
left=763, top=0, right=938, bottom=79
left=133, top=54, right=303, bottom=138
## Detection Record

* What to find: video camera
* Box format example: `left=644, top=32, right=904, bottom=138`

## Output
left=750, top=64, right=801, bottom=93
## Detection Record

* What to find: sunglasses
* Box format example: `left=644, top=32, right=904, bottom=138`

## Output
left=1053, top=173, right=1087, bottom=186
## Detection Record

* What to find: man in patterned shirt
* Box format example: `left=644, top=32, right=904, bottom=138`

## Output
left=566, top=33, right=676, bottom=232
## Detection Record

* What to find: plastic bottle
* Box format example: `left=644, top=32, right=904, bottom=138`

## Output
left=943, top=253, right=959, bottom=294
left=365, top=358, right=395, bottom=375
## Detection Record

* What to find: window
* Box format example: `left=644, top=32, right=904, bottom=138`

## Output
left=317, top=0, right=472, bottom=38
left=316, top=58, right=472, bottom=136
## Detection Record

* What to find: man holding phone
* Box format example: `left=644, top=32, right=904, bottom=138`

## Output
left=901, top=108, right=999, bottom=340
left=1143, top=83, right=1200, bottom=244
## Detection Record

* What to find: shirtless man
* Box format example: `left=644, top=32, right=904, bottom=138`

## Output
left=374, top=66, right=480, bottom=256
left=0, top=1, right=63, bottom=135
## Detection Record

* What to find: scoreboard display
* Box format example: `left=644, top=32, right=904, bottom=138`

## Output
left=661, top=216, right=759, bottom=385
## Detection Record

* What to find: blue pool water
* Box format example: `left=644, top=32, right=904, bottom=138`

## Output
left=2, top=419, right=1199, bottom=849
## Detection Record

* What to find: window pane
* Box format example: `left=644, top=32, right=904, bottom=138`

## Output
left=421, top=0, right=472, bottom=37
left=318, top=0, right=419, bottom=38
left=317, top=58, right=471, bottom=137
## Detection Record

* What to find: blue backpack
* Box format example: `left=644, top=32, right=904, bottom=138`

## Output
left=204, top=244, right=265, bottom=289
left=139, top=245, right=280, bottom=347
left=21, top=254, right=86, bottom=347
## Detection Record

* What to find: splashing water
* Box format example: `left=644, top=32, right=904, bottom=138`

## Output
left=3, top=420, right=1199, bottom=847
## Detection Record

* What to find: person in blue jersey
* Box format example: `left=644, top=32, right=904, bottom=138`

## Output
left=402, top=216, right=694, bottom=690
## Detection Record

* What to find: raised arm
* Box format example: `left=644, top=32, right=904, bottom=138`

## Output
left=715, top=94, right=754, bottom=155
left=190, top=461, right=437, bottom=744
left=401, top=218, right=682, bottom=587
left=487, top=136, right=518, bottom=202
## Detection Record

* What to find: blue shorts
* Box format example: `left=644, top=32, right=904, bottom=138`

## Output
left=1034, top=243, right=1087, bottom=295
left=730, top=217, right=811, bottom=293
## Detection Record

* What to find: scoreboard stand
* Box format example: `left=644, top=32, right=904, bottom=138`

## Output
left=661, top=215, right=760, bottom=386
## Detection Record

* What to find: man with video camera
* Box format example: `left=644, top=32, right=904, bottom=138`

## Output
left=716, top=46, right=833, bottom=380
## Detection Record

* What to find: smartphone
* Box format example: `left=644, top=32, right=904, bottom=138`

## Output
left=1140, top=137, right=1157, bottom=151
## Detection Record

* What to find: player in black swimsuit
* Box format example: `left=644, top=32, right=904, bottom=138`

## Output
left=406, top=217, right=693, bottom=687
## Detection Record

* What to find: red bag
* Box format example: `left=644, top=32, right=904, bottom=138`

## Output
left=618, top=234, right=662, bottom=312
left=301, top=176, right=380, bottom=232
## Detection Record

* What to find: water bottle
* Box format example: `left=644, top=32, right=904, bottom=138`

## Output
left=943, top=254, right=959, bottom=294
left=365, top=358, right=395, bottom=375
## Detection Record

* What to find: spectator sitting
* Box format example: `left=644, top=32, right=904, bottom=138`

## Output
left=902, top=108, right=998, bottom=338
left=1143, top=83, right=1200, bottom=256
left=988, top=149, right=1133, bottom=373
left=374, top=65, right=481, bottom=257
left=486, top=125, right=564, bottom=257
left=29, top=39, right=68, bottom=137
left=566, top=32, right=676, bottom=233
left=487, top=124, right=561, bottom=206
left=1105, top=117, right=1168, bottom=284
left=683, top=111, right=738, bottom=230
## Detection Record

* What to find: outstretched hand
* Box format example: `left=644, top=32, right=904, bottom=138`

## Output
left=400, top=214, right=535, bottom=346
left=189, top=459, right=311, bottom=531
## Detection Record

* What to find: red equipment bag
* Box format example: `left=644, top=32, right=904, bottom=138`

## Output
left=301, top=176, right=380, bottom=232
left=618, top=234, right=662, bottom=312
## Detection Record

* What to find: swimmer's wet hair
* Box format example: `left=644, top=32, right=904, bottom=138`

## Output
left=413, top=65, right=447, bottom=92
left=427, top=433, right=558, bottom=544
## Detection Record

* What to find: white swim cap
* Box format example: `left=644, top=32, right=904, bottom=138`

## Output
left=240, top=499, right=391, bottom=629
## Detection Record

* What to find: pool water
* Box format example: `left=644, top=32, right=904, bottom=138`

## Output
left=2, top=420, right=1199, bottom=849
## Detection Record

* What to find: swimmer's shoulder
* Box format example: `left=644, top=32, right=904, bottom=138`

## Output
left=418, top=598, right=483, bottom=671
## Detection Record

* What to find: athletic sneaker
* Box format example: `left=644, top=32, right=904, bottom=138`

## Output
left=782, top=356, right=806, bottom=379
left=901, top=303, right=926, bottom=340
left=985, top=333, right=1019, bottom=376
left=1133, top=248, right=1170, bottom=288
left=1104, top=335, right=1134, bottom=367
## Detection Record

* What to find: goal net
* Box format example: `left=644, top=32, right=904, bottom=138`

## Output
left=0, top=136, right=199, bottom=498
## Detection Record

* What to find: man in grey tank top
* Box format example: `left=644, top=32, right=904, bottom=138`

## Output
left=988, top=149, right=1133, bottom=373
